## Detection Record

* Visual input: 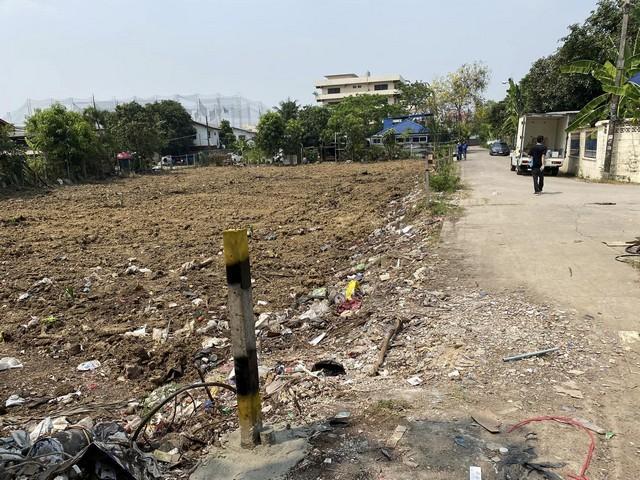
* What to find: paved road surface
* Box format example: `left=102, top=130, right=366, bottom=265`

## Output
left=444, top=147, right=640, bottom=478
left=446, top=147, right=640, bottom=330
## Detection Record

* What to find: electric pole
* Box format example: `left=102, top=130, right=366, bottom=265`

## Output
left=604, top=0, right=632, bottom=174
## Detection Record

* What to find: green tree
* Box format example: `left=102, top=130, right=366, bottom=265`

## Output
left=25, top=104, right=98, bottom=180
left=562, top=55, right=640, bottom=131
left=298, top=105, right=331, bottom=147
left=82, top=106, right=116, bottom=177
left=146, top=100, right=196, bottom=155
left=440, top=63, right=491, bottom=130
left=397, top=80, right=433, bottom=113
left=284, top=118, right=304, bottom=156
left=323, top=95, right=404, bottom=160
left=109, top=101, right=164, bottom=167
left=219, top=119, right=236, bottom=150
left=275, top=98, right=300, bottom=122
left=520, top=0, right=640, bottom=113
left=256, top=111, right=286, bottom=157
left=501, top=79, right=526, bottom=144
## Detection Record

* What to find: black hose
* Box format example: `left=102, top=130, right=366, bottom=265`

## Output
left=130, top=382, right=236, bottom=443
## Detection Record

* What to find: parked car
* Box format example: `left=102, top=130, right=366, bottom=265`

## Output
left=489, top=142, right=511, bottom=156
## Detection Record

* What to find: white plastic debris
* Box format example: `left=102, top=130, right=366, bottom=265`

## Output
left=29, top=417, right=53, bottom=442
left=308, top=332, right=327, bottom=346
left=407, top=376, right=423, bottom=386
left=17, top=293, right=30, bottom=302
left=5, top=394, right=26, bottom=407
left=77, top=360, right=101, bottom=371
left=470, top=466, right=482, bottom=480
left=124, top=325, right=147, bottom=337
left=0, top=357, right=23, bottom=371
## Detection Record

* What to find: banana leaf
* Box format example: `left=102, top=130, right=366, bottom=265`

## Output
left=566, top=94, right=610, bottom=132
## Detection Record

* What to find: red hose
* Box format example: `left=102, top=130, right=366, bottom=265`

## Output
left=508, top=415, right=596, bottom=480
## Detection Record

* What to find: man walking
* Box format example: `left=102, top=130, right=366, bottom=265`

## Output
left=529, top=135, right=547, bottom=195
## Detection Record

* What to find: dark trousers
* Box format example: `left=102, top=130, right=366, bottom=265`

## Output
left=532, top=167, right=544, bottom=193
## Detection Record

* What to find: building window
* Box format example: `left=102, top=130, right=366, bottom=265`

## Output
left=328, top=87, right=340, bottom=94
left=420, top=136, right=427, bottom=142
left=569, top=133, right=580, bottom=157
left=372, top=138, right=381, bottom=144
left=584, top=131, right=597, bottom=158
left=412, top=137, right=420, bottom=143
left=374, top=84, right=389, bottom=91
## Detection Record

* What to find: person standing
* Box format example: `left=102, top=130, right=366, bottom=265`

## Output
left=462, top=140, right=468, bottom=160
left=528, top=135, right=547, bottom=195
left=456, top=141, right=463, bottom=161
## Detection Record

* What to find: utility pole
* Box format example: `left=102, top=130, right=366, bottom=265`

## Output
left=604, top=0, right=632, bottom=174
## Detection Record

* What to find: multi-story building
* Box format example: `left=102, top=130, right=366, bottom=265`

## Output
left=315, top=73, right=403, bottom=105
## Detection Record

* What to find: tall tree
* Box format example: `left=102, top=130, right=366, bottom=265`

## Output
left=283, top=119, right=304, bottom=156
left=520, top=0, right=640, bottom=113
left=397, top=80, right=433, bottom=113
left=441, top=63, right=490, bottom=129
left=256, top=112, right=286, bottom=156
left=219, top=120, right=236, bottom=150
left=275, top=98, right=300, bottom=123
left=146, top=100, right=196, bottom=155
left=25, top=104, right=97, bottom=179
left=298, top=105, right=331, bottom=147
left=109, top=101, right=165, bottom=166
left=323, top=95, right=404, bottom=160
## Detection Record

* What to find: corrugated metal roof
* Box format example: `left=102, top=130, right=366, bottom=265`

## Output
left=374, top=119, right=429, bottom=136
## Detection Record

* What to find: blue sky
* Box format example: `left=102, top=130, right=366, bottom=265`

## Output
left=1, top=0, right=596, bottom=116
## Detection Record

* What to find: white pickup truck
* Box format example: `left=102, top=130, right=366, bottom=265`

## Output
left=510, top=111, right=577, bottom=176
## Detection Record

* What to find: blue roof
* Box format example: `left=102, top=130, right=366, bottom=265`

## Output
left=375, top=119, right=429, bottom=136
left=629, top=72, right=640, bottom=85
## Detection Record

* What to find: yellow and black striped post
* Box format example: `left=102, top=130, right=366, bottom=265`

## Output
left=223, top=229, right=262, bottom=448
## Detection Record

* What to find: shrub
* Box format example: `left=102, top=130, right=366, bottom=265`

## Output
left=429, top=163, right=460, bottom=192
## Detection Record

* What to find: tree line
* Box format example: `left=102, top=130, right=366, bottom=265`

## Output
left=1, top=100, right=196, bottom=187
left=481, top=0, right=640, bottom=143
left=253, top=62, right=490, bottom=162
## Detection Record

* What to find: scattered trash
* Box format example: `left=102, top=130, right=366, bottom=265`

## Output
left=124, top=325, right=147, bottom=337
left=153, top=448, right=180, bottom=464
left=329, top=411, right=351, bottom=427
left=573, top=417, right=606, bottom=435
left=502, top=347, right=560, bottom=362
left=448, top=369, right=461, bottom=379
left=179, top=257, right=215, bottom=274
left=0, top=357, right=23, bottom=372
left=454, top=435, right=468, bottom=448
left=386, top=425, right=407, bottom=448
left=401, top=225, right=414, bottom=234
left=605, top=431, right=615, bottom=440
left=300, top=300, right=331, bottom=322
left=311, top=360, right=346, bottom=376
left=407, top=376, right=423, bottom=386
left=345, top=280, right=359, bottom=300
left=17, top=292, right=30, bottom=302
left=379, top=273, right=391, bottom=281
left=201, top=337, right=228, bottom=349
left=77, top=360, right=101, bottom=371
left=308, top=332, right=327, bottom=346
left=336, top=298, right=362, bottom=315
left=469, top=465, right=482, bottom=480
left=471, top=411, right=502, bottom=433
left=309, top=287, right=328, bottom=299
left=5, top=394, right=26, bottom=407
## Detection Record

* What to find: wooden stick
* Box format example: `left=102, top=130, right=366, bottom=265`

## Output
left=370, top=318, right=403, bottom=376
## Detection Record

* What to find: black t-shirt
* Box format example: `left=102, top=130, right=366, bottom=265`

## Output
left=528, top=143, right=548, bottom=169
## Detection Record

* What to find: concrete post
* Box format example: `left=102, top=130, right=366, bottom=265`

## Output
left=224, top=229, right=262, bottom=448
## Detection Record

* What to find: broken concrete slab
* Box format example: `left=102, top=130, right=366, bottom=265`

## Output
left=190, top=426, right=310, bottom=480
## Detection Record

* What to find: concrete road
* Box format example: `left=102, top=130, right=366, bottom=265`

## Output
left=446, top=147, right=640, bottom=330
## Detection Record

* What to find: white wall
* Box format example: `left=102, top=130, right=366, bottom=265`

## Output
left=563, top=121, right=640, bottom=183
left=194, top=124, right=219, bottom=148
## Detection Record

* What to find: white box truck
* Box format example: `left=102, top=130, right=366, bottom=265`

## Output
left=510, top=111, right=577, bottom=176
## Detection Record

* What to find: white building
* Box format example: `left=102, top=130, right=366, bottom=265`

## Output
left=315, top=73, right=403, bottom=105
left=192, top=121, right=220, bottom=149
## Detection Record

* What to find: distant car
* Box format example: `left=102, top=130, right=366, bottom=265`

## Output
left=489, top=142, right=511, bottom=156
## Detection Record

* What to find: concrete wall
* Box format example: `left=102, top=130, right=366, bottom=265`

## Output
left=562, top=120, right=640, bottom=183
left=194, top=123, right=220, bottom=148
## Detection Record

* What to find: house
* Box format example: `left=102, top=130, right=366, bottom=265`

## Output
left=231, top=126, right=256, bottom=142
left=192, top=120, right=220, bottom=149
left=315, top=73, right=403, bottom=105
left=562, top=119, right=640, bottom=183
left=370, top=115, right=430, bottom=146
